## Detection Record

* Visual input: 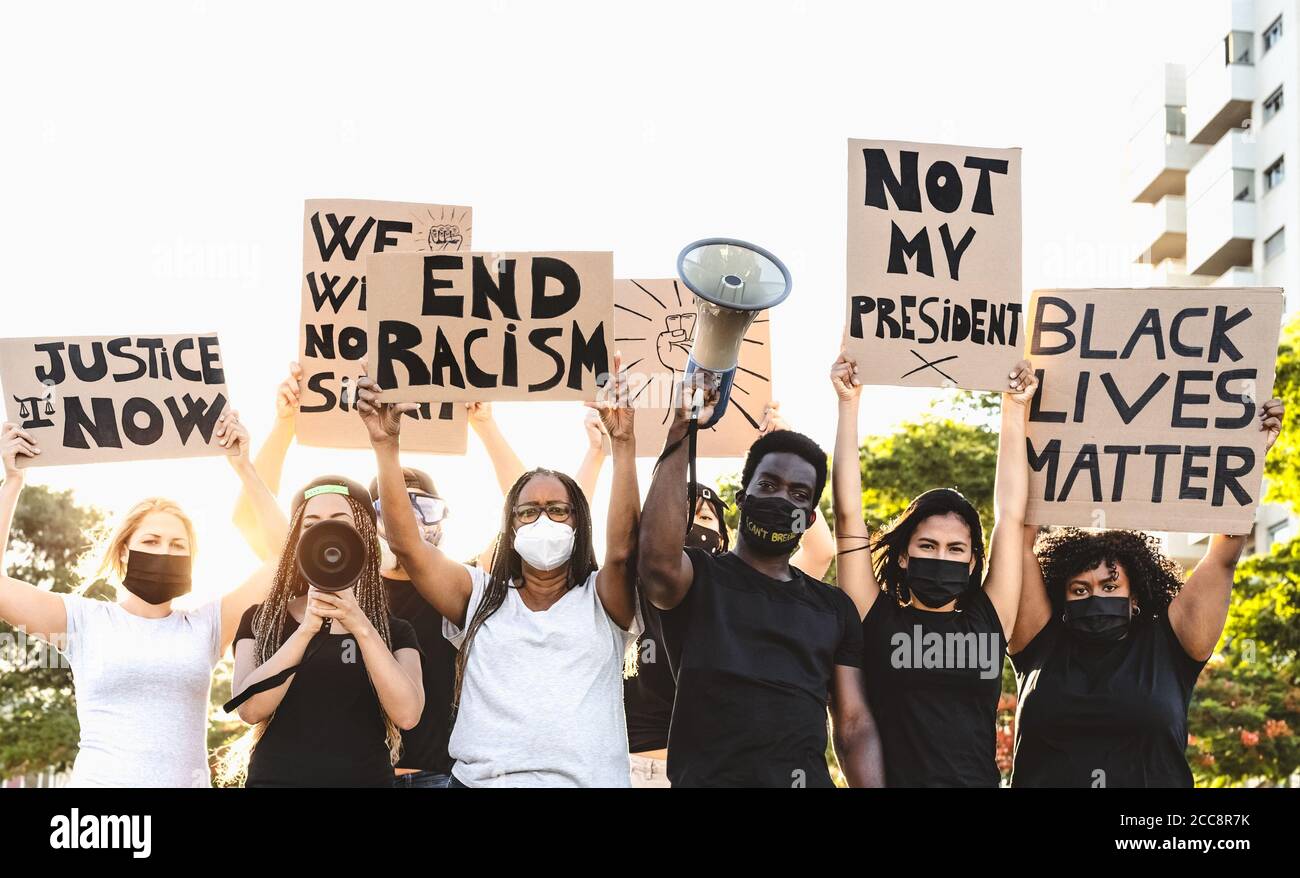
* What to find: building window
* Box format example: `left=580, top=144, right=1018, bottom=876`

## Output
left=1164, top=105, right=1186, bottom=137
left=1265, top=156, right=1285, bottom=192
left=1265, top=227, right=1285, bottom=262
left=1225, top=30, right=1254, bottom=65
left=1264, top=15, right=1283, bottom=53
left=1264, top=85, right=1284, bottom=122
left=1233, top=168, right=1254, bottom=202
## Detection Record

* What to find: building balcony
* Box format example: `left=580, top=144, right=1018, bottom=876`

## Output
left=1212, top=266, right=1257, bottom=285
left=1133, top=195, right=1187, bottom=264
left=1126, top=111, right=1207, bottom=203
left=1185, top=27, right=1256, bottom=144
left=1186, top=129, right=1256, bottom=276
left=1145, top=258, right=1213, bottom=287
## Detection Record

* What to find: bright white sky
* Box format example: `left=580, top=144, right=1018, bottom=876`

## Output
left=0, top=0, right=1233, bottom=603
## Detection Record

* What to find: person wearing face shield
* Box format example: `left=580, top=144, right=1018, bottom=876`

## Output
left=637, top=374, right=884, bottom=788
left=355, top=355, right=642, bottom=788
left=1007, top=397, right=1286, bottom=788
left=831, top=352, right=1036, bottom=788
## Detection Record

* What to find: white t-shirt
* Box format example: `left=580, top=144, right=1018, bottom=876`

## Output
left=59, top=593, right=223, bottom=788
left=444, top=566, right=641, bottom=787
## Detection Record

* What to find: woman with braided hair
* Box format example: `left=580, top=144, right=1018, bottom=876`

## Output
left=1008, top=398, right=1286, bottom=787
left=225, top=475, right=424, bottom=787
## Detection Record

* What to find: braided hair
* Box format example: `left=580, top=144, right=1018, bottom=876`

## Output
left=453, top=468, right=598, bottom=708
left=1033, top=527, right=1184, bottom=623
left=217, top=478, right=400, bottom=785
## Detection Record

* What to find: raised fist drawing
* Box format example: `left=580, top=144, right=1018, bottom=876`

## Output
left=655, top=312, right=695, bottom=372
left=427, top=224, right=463, bottom=250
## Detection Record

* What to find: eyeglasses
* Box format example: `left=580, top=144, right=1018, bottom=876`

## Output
left=374, top=493, right=448, bottom=526
left=514, top=502, right=573, bottom=524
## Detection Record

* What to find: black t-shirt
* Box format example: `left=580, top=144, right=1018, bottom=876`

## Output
left=1009, top=614, right=1207, bottom=788
left=860, top=587, right=1004, bottom=787
left=624, top=590, right=675, bottom=753
left=657, top=549, right=863, bottom=788
left=236, top=602, right=421, bottom=788
left=385, top=576, right=457, bottom=773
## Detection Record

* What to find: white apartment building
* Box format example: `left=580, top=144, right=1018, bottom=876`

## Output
left=1127, top=0, right=1298, bottom=567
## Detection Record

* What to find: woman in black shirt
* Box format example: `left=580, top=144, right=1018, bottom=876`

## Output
left=224, top=476, right=424, bottom=787
left=831, top=351, right=1036, bottom=787
left=1008, top=395, right=1285, bottom=788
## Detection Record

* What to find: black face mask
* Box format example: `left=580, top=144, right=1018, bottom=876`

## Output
left=737, top=494, right=807, bottom=556
left=904, top=556, right=971, bottom=608
left=685, top=522, right=724, bottom=555
left=1063, top=595, right=1132, bottom=642
left=122, top=550, right=193, bottom=605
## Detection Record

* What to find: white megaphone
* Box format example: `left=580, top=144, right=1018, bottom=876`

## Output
left=677, top=238, right=791, bottom=428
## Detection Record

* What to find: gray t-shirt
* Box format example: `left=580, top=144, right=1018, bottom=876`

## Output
left=59, top=593, right=223, bottom=788
left=444, top=565, right=641, bottom=787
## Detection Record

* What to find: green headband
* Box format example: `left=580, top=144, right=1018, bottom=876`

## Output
left=303, top=484, right=350, bottom=501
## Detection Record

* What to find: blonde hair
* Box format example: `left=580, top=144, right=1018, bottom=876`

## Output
left=79, top=497, right=196, bottom=592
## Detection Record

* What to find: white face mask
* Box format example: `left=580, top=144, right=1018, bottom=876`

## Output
left=513, top=517, right=576, bottom=571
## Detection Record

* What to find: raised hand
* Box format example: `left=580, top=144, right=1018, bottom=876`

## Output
left=309, top=586, right=369, bottom=636
left=355, top=376, right=418, bottom=447
left=216, top=408, right=251, bottom=463
left=1004, top=359, right=1038, bottom=408
left=1, top=422, right=39, bottom=479
left=588, top=352, right=635, bottom=442
left=671, top=369, right=720, bottom=427
left=1261, top=398, right=1285, bottom=454
left=465, top=401, right=494, bottom=426
left=584, top=406, right=609, bottom=451
left=758, top=401, right=790, bottom=436
left=276, top=362, right=304, bottom=420
left=830, top=352, right=862, bottom=403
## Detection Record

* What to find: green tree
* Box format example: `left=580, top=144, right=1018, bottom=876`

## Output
left=0, top=485, right=107, bottom=777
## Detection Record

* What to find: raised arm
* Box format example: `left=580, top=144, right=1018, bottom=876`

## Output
left=829, top=354, right=878, bottom=619
left=217, top=408, right=286, bottom=653
left=1008, top=525, right=1050, bottom=655
left=0, top=424, right=65, bottom=638
left=830, top=665, right=885, bottom=787
left=589, top=353, right=638, bottom=629
left=357, top=377, right=474, bottom=626
left=638, top=374, right=719, bottom=611
left=981, top=360, right=1037, bottom=639
left=232, top=363, right=301, bottom=560
left=574, top=408, right=609, bottom=502
left=467, top=402, right=527, bottom=496
left=1169, top=398, right=1285, bottom=662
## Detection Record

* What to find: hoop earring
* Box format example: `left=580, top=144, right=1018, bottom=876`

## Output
left=1131, top=602, right=1142, bottom=619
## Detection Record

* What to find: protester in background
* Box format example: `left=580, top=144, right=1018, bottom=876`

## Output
left=356, top=356, right=642, bottom=788
left=638, top=375, right=884, bottom=787
left=616, top=402, right=834, bottom=788
left=1008, top=397, right=1285, bottom=788
left=0, top=412, right=281, bottom=788
left=225, top=475, right=424, bottom=788
left=831, top=352, right=1035, bottom=787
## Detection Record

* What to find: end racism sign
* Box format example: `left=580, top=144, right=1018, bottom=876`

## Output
left=297, top=198, right=471, bottom=453
left=1025, top=288, right=1284, bottom=534
left=0, top=333, right=230, bottom=467
left=846, top=139, right=1022, bottom=391
left=614, top=278, right=772, bottom=458
left=365, top=251, right=614, bottom=403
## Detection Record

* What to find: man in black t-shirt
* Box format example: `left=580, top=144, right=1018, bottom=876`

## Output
left=369, top=468, right=460, bottom=789
left=637, top=377, right=884, bottom=788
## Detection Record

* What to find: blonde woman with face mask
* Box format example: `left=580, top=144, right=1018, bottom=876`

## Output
left=355, top=359, right=642, bottom=788
left=0, top=412, right=282, bottom=788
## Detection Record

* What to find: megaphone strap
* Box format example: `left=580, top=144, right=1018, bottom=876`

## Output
left=221, top=628, right=330, bottom=714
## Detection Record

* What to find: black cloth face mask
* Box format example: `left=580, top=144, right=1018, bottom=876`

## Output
left=1063, top=595, right=1132, bottom=642
left=737, top=494, right=807, bottom=556
left=685, top=522, right=724, bottom=555
left=904, top=556, right=971, bottom=608
left=122, top=550, right=193, bottom=605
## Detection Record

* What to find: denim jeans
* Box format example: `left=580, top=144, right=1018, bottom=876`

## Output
left=392, top=770, right=452, bottom=789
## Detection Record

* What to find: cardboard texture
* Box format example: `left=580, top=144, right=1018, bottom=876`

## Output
left=365, top=250, right=614, bottom=403
left=614, top=278, right=772, bottom=458
left=297, top=198, right=471, bottom=453
left=1024, top=287, right=1284, bottom=534
left=846, top=139, right=1022, bottom=391
left=0, top=333, right=231, bottom=467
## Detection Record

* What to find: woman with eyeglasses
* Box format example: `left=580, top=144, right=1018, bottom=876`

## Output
left=356, top=359, right=642, bottom=788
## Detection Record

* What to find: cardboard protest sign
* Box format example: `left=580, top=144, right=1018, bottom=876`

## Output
left=1024, top=288, right=1284, bottom=534
left=365, top=251, right=614, bottom=403
left=298, top=198, right=471, bottom=453
left=0, top=333, right=230, bottom=467
left=846, top=139, right=1022, bottom=391
left=614, top=278, right=772, bottom=457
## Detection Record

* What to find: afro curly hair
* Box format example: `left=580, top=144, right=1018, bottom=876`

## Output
left=1033, top=528, right=1185, bottom=623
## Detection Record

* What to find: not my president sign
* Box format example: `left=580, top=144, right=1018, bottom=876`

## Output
left=1025, top=288, right=1285, bottom=534
left=365, top=251, right=613, bottom=403
left=846, top=139, right=1022, bottom=391
left=0, top=333, right=230, bottom=467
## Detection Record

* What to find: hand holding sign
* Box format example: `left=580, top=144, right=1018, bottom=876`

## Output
left=830, top=352, right=863, bottom=404
left=355, top=375, right=418, bottom=448
left=1261, top=398, right=1285, bottom=454
left=1004, top=359, right=1038, bottom=409
left=214, top=408, right=251, bottom=465
left=1, top=423, right=38, bottom=479
left=587, top=352, right=635, bottom=443
left=276, top=363, right=304, bottom=421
